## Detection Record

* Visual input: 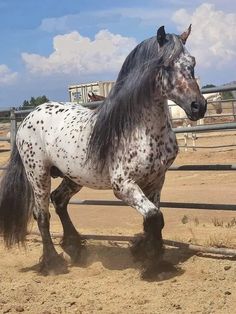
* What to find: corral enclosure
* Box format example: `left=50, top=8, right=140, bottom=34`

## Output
left=0, top=94, right=236, bottom=313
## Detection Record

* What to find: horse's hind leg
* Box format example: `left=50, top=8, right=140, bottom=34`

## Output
left=50, top=177, right=83, bottom=263
left=32, top=170, right=68, bottom=274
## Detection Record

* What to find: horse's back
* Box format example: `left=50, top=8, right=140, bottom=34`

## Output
left=17, top=101, right=92, bottom=138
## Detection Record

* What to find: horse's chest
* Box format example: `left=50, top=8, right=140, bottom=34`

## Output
left=143, top=131, right=177, bottom=168
left=138, top=136, right=177, bottom=189
left=113, top=131, right=178, bottom=183
left=157, top=138, right=178, bottom=169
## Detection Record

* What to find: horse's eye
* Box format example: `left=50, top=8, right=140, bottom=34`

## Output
left=187, top=66, right=194, bottom=78
left=191, top=67, right=195, bottom=77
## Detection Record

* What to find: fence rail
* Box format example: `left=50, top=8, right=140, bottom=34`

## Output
left=68, top=199, right=236, bottom=211
left=173, top=121, right=236, bottom=133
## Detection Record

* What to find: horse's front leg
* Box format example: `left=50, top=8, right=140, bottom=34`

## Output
left=112, top=179, right=164, bottom=262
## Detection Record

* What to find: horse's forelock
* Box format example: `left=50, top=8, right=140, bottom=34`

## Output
left=160, top=34, right=184, bottom=65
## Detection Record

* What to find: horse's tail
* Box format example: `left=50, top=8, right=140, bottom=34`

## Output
left=0, top=142, right=34, bottom=248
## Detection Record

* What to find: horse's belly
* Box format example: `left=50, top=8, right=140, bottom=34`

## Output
left=53, top=158, right=111, bottom=189
left=67, top=167, right=111, bottom=189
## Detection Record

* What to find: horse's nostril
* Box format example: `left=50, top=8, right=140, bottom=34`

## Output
left=191, top=101, right=199, bottom=111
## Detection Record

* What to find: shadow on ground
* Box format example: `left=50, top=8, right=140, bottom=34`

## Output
left=20, top=239, right=197, bottom=281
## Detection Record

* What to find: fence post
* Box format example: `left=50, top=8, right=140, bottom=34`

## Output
left=10, top=108, right=17, bottom=149
left=232, top=101, right=236, bottom=121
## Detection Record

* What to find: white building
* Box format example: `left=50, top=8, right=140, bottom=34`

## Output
left=69, top=81, right=115, bottom=103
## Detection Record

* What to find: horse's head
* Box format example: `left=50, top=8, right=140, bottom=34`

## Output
left=213, top=93, right=223, bottom=114
left=205, top=93, right=222, bottom=114
left=88, top=92, right=105, bottom=102
left=158, top=25, right=207, bottom=121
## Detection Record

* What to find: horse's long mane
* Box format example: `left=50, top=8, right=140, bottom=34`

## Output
left=87, top=33, right=183, bottom=170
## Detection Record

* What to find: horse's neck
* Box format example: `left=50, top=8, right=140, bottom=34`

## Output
left=142, top=99, right=171, bottom=133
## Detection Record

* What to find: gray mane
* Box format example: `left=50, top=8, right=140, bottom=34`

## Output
left=87, top=33, right=184, bottom=170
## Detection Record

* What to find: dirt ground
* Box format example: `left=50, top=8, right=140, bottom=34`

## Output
left=0, top=125, right=236, bottom=314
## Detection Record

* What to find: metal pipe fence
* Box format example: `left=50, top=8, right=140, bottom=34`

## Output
left=0, top=86, right=236, bottom=254
left=0, top=85, right=236, bottom=213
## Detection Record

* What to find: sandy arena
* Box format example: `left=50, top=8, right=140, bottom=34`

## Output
left=0, top=125, right=236, bottom=314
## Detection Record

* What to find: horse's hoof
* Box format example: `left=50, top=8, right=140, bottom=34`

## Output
left=39, top=254, right=68, bottom=275
left=130, top=235, right=147, bottom=261
left=60, top=236, right=85, bottom=264
left=130, top=234, right=164, bottom=262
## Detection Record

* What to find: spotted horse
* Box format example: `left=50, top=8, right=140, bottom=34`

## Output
left=0, top=25, right=206, bottom=275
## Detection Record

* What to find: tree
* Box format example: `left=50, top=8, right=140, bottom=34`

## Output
left=21, top=95, right=49, bottom=109
left=202, top=84, right=232, bottom=100
left=221, top=91, right=233, bottom=100
left=22, top=100, right=30, bottom=107
left=202, top=84, right=216, bottom=89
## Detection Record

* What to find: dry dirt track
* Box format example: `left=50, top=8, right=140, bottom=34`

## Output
left=0, top=128, right=236, bottom=314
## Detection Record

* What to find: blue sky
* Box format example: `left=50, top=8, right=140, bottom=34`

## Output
left=0, top=0, right=235, bottom=108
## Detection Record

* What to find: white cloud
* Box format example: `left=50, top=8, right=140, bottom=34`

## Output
left=40, top=15, right=72, bottom=33
left=172, top=3, right=236, bottom=68
left=39, top=8, right=171, bottom=33
left=22, top=30, right=137, bottom=76
left=0, top=64, right=18, bottom=85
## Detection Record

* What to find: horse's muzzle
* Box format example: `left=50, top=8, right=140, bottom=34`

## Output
left=189, top=99, right=207, bottom=121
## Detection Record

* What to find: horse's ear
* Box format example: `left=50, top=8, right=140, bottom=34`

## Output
left=157, top=26, right=166, bottom=47
left=180, top=24, right=192, bottom=44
